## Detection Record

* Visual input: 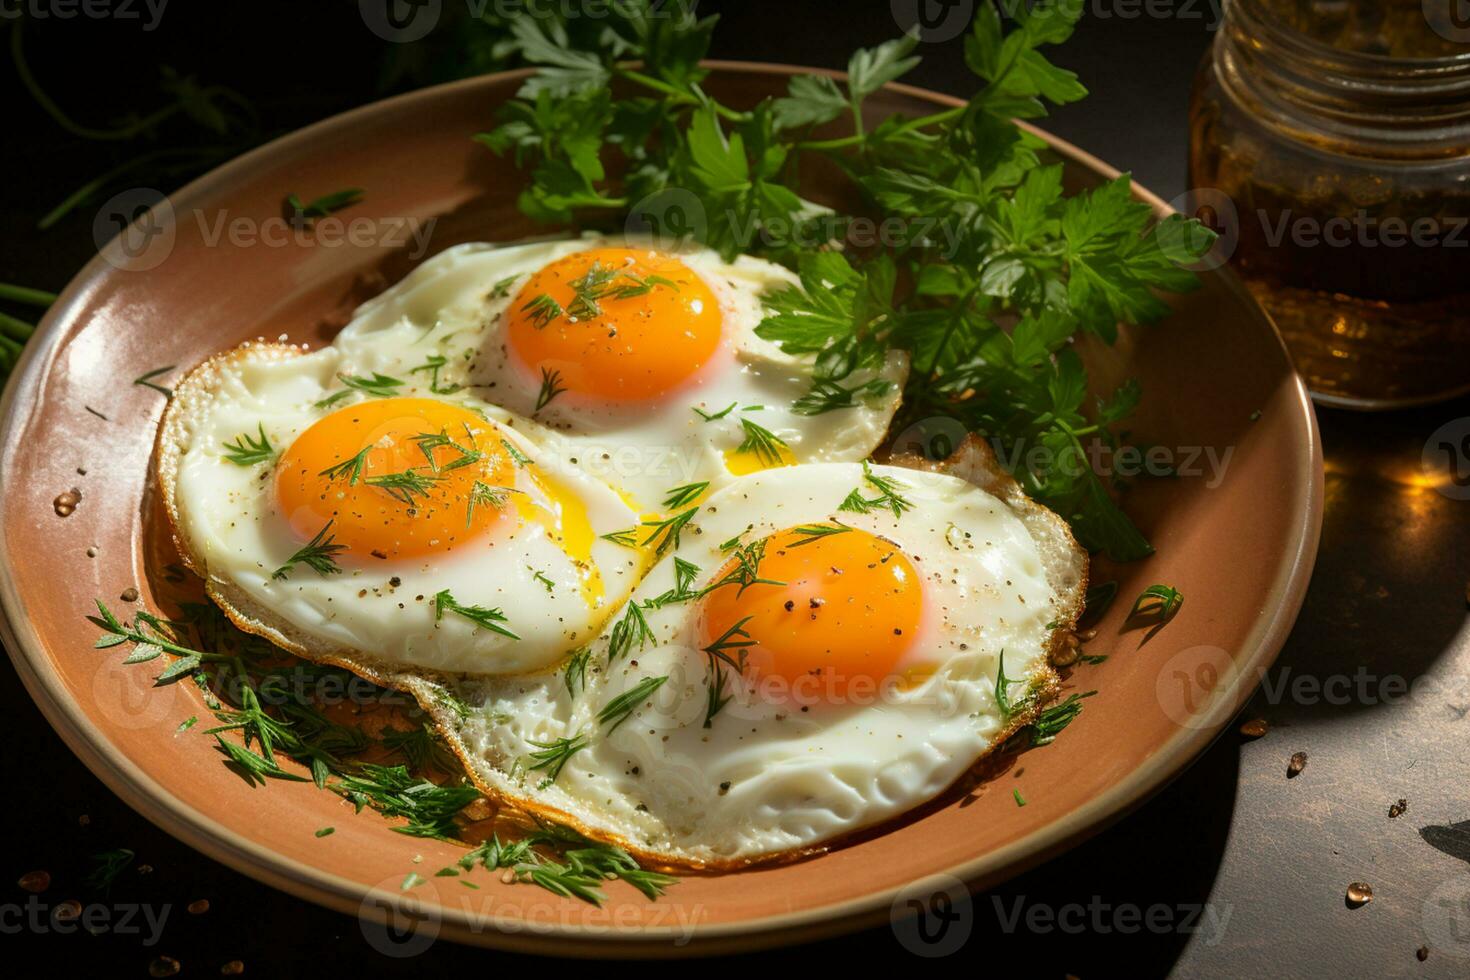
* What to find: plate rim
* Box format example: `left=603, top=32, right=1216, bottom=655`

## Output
left=0, top=61, right=1324, bottom=956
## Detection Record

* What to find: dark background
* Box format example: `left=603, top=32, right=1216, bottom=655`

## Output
left=3, top=2, right=1469, bottom=977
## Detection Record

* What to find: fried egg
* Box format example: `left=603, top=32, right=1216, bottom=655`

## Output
left=415, top=449, right=1087, bottom=865
left=334, top=238, right=908, bottom=508
left=158, top=344, right=642, bottom=676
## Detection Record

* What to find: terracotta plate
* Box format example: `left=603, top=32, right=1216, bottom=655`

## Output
left=0, top=65, right=1322, bottom=956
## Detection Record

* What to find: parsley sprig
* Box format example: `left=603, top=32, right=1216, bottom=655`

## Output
left=477, top=0, right=1216, bottom=561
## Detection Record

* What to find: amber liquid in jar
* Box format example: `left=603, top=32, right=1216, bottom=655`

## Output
left=1190, top=0, right=1470, bottom=409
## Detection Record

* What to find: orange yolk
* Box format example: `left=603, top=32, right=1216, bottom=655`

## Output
left=506, top=247, right=722, bottom=402
left=275, top=398, right=517, bottom=563
left=698, top=525, right=923, bottom=703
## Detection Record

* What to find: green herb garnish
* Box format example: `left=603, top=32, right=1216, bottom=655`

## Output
left=271, top=521, right=347, bottom=580
left=222, top=424, right=275, bottom=466
left=599, top=527, right=639, bottom=547
left=597, top=675, right=668, bottom=733
left=607, top=601, right=654, bottom=662
left=788, top=521, right=852, bottom=547
left=661, top=481, right=708, bottom=509
left=287, top=188, right=363, bottom=221
left=454, top=825, right=676, bottom=904
left=410, top=354, right=463, bottom=395
left=1128, top=584, right=1183, bottom=625
left=319, top=447, right=371, bottom=485
left=85, top=848, right=135, bottom=891
left=838, top=460, right=913, bottom=518
left=526, top=732, right=589, bottom=784
left=520, top=293, right=564, bottom=328
left=994, top=648, right=1018, bottom=721
left=1027, top=691, right=1096, bottom=746
left=700, top=537, right=783, bottom=597
left=692, top=401, right=736, bottom=421
left=703, top=615, right=754, bottom=671
left=500, top=438, right=532, bottom=467
left=478, top=2, right=1215, bottom=562
left=640, top=506, right=698, bottom=556
left=563, top=647, right=593, bottom=696
left=736, top=418, right=788, bottom=467
left=315, top=372, right=405, bottom=409
left=536, top=366, right=567, bottom=410
left=132, top=365, right=174, bottom=398
left=1082, top=580, right=1119, bottom=622
left=433, top=589, right=519, bottom=639
left=364, top=468, right=440, bottom=506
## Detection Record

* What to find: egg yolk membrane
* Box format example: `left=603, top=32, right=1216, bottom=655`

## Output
left=698, top=524, right=923, bottom=706
left=506, top=247, right=722, bottom=403
left=275, top=399, right=517, bottom=563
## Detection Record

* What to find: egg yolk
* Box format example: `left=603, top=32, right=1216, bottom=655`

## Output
left=275, top=398, right=518, bottom=563
left=698, top=525, right=922, bottom=703
left=506, top=247, right=722, bottom=402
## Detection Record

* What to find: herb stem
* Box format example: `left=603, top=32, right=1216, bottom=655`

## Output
left=797, top=104, right=964, bottom=151
left=613, top=67, right=750, bottom=123
left=0, top=312, right=35, bottom=342
left=0, top=283, right=56, bottom=307
left=11, top=22, right=183, bottom=142
left=37, top=147, right=223, bottom=230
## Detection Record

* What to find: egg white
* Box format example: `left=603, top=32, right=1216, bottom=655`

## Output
left=332, top=237, right=908, bottom=509
left=420, top=461, right=1077, bottom=865
left=159, top=343, right=642, bottom=676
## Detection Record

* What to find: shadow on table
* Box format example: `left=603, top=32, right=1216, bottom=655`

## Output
left=1244, top=399, right=1470, bottom=725
left=740, top=730, right=1242, bottom=971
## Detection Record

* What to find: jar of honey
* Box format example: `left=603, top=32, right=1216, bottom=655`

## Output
left=1189, top=0, right=1470, bottom=409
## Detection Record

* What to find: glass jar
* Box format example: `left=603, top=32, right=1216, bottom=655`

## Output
left=1189, top=0, right=1470, bottom=409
